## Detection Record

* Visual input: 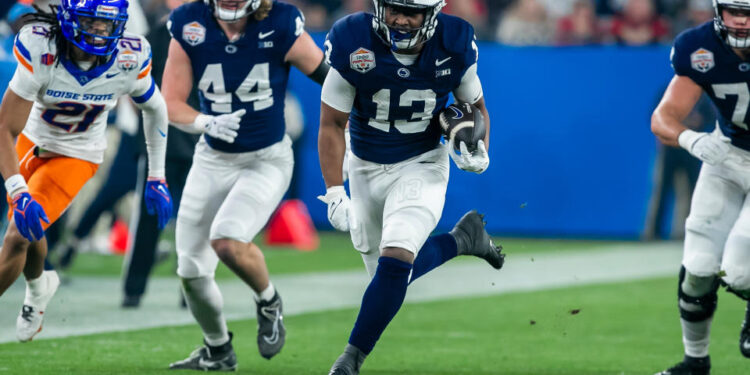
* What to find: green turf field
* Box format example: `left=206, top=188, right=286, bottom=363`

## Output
left=0, top=276, right=747, bottom=374
left=60, top=233, right=627, bottom=279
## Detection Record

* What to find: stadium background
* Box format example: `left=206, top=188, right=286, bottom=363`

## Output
left=2, top=1, right=749, bottom=374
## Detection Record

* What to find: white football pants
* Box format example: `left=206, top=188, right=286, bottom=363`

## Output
left=176, top=136, right=293, bottom=279
left=348, top=144, right=450, bottom=277
left=683, top=129, right=750, bottom=292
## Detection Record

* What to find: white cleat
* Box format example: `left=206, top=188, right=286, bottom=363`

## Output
left=16, top=270, right=60, bottom=342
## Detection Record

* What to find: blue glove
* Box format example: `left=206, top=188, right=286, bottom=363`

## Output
left=144, top=178, right=173, bottom=230
left=12, top=192, right=49, bottom=242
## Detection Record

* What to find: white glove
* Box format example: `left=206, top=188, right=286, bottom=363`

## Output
left=193, top=109, right=245, bottom=143
left=317, top=185, right=351, bottom=232
left=449, top=139, right=490, bottom=174
left=678, top=130, right=730, bottom=166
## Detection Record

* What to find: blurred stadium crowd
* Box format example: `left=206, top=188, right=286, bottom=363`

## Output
left=0, top=0, right=721, bottom=54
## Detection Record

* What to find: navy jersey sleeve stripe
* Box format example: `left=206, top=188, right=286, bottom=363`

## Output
left=14, top=35, right=32, bottom=62
left=132, top=79, right=156, bottom=104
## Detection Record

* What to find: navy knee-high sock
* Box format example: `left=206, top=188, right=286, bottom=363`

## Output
left=409, top=233, right=457, bottom=284
left=348, top=257, right=412, bottom=355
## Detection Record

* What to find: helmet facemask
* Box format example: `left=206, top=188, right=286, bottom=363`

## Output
left=714, top=0, right=750, bottom=48
left=372, top=0, right=445, bottom=52
left=205, top=0, right=261, bottom=23
left=57, top=0, right=129, bottom=56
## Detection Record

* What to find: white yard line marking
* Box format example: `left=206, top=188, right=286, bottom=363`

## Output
left=0, top=242, right=682, bottom=343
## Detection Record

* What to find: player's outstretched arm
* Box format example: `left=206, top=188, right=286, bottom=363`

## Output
left=162, top=39, right=200, bottom=126
left=318, top=102, right=351, bottom=232
left=319, top=102, right=348, bottom=188
left=0, top=88, right=32, bottom=183
left=652, top=75, right=703, bottom=147
left=652, top=75, right=730, bottom=165
left=285, top=31, right=328, bottom=85
left=0, top=88, right=49, bottom=241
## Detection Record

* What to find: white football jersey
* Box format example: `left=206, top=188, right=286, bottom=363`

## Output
left=9, top=24, right=155, bottom=164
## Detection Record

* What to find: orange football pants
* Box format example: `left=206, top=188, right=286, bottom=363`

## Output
left=6, top=134, right=99, bottom=229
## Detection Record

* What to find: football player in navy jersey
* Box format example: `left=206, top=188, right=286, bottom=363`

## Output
left=318, top=1, right=504, bottom=373
left=652, top=1, right=750, bottom=374
left=161, top=0, right=329, bottom=370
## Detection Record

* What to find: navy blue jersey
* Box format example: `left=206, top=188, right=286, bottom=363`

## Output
left=326, top=12, right=477, bottom=164
left=672, top=21, right=750, bottom=151
left=168, top=1, right=304, bottom=152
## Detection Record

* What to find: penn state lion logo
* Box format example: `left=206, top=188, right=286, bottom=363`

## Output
left=183, top=21, right=206, bottom=47
left=691, top=48, right=714, bottom=73
left=350, top=48, right=375, bottom=74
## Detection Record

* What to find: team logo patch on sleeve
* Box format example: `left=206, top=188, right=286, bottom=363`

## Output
left=117, top=51, right=138, bottom=71
left=350, top=48, right=375, bottom=74
left=41, top=53, right=55, bottom=66
left=691, top=48, right=714, bottom=73
left=183, top=22, right=206, bottom=47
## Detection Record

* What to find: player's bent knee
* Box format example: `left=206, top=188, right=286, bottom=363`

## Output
left=381, top=208, right=435, bottom=255
left=177, top=255, right=210, bottom=279
left=678, top=266, right=719, bottom=322
left=2, top=226, right=29, bottom=251
left=683, top=250, right=721, bottom=278
left=722, top=265, right=750, bottom=294
left=381, top=247, right=415, bottom=264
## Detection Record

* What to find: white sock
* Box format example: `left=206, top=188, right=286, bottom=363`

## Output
left=181, top=277, right=230, bottom=347
left=24, top=271, right=59, bottom=309
left=682, top=317, right=712, bottom=358
left=256, top=282, right=275, bottom=302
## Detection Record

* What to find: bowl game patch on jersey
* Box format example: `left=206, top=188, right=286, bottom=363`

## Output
left=183, top=21, right=206, bottom=47
left=691, top=48, right=714, bottom=73
left=117, top=51, right=138, bottom=71
left=350, top=48, right=375, bottom=74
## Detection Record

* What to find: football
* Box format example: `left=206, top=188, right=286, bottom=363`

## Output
left=438, top=102, right=486, bottom=152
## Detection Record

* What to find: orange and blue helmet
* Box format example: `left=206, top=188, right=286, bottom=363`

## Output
left=57, top=0, right=129, bottom=56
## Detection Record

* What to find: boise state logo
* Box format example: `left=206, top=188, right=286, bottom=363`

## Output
left=350, top=48, right=375, bottom=74
left=691, top=48, right=714, bottom=73
left=183, top=21, right=206, bottom=47
left=117, top=50, right=138, bottom=71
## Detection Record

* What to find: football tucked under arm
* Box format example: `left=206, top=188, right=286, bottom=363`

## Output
left=439, top=102, right=486, bottom=152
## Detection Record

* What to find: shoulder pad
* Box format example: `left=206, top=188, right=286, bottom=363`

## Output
left=437, top=14, right=474, bottom=55
left=14, top=24, right=55, bottom=74
left=117, top=33, right=153, bottom=79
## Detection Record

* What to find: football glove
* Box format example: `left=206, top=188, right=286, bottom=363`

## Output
left=679, top=130, right=730, bottom=166
left=194, top=109, right=245, bottom=144
left=449, top=139, right=490, bottom=174
left=12, top=192, right=49, bottom=242
left=317, top=185, right=351, bottom=232
left=145, top=178, right=173, bottom=230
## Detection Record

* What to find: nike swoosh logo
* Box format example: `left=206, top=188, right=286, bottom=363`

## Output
left=743, top=339, right=750, bottom=350
left=436, top=57, right=452, bottom=66
left=106, top=72, right=120, bottom=79
left=158, top=128, right=166, bottom=137
left=259, top=30, right=275, bottom=39
left=263, top=323, right=280, bottom=345
left=22, top=197, right=29, bottom=207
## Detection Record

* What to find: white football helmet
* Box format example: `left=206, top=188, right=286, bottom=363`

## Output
left=205, top=0, right=261, bottom=22
left=713, top=0, right=750, bottom=48
left=372, top=0, right=446, bottom=51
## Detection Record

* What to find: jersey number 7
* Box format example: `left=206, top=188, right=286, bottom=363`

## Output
left=713, top=83, right=750, bottom=130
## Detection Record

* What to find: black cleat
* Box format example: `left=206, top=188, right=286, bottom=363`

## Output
left=741, top=302, right=750, bottom=358
left=121, top=295, right=141, bottom=309
left=450, top=210, right=505, bottom=269
left=169, top=333, right=237, bottom=371
left=655, top=355, right=710, bottom=375
left=256, top=291, right=286, bottom=359
left=328, top=344, right=366, bottom=375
